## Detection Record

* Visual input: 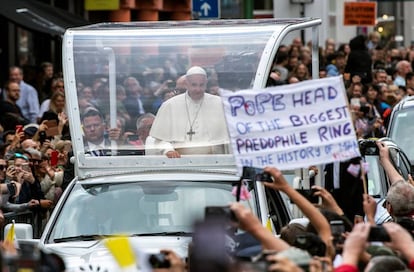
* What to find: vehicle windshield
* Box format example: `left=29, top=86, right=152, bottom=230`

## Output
left=47, top=180, right=254, bottom=242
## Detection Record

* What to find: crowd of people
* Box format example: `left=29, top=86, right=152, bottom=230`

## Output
left=0, top=31, right=413, bottom=271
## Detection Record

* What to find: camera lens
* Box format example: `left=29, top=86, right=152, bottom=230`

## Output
left=149, top=253, right=170, bottom=268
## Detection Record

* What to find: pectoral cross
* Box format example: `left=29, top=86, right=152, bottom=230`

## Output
left=187, top=127, right=195, bottom=141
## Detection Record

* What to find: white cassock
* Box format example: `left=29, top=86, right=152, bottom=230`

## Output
left=148, top=92, right=230, bottom=155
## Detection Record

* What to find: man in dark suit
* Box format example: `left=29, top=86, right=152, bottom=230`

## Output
left=81, top=108, right=120, bottom=156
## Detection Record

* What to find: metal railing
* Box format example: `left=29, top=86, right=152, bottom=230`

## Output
left=2, top=210, right=42, bottom=239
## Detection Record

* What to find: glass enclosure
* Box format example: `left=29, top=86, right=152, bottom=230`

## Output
left=63, top=18, right=321, bottom=176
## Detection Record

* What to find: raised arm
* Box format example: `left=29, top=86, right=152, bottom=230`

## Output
left=229, top=202, right=290, bottom=252
left=377, top=141, right=404, bottom=185
left=263, top=166, right=334, bottom=257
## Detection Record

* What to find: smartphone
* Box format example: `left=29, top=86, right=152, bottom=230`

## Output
left=296, top=188, right=319, bottom=204
left=15, top=125, right=23, bottom=133
left=256, top=172, right=273, bottom=182
left=350, top=98, right=360, bottom=107
left=205, top=206, right=236, bottom=222
left=7, top=165, right=15, bottom=173
left=50, top=150, right=59, bottom=167
left=330, top=220, right=345, bottom=244
left=148, top=253, right=170, bottom=269
left=166, top=80, right=175, bottom=89
left=368, top=226, right=390, bottom=242
left=127, top=134, right=140, bottom=141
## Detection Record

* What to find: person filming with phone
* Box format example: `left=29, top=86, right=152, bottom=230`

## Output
left=5, top=153, right=41, bottom=210
left=6, top=152, right=35, bottom=185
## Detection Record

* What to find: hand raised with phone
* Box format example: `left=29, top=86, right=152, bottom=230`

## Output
left=311, top=185, right=344, bottom=215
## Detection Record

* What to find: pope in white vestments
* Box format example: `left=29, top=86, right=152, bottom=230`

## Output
left=148, top=66, right=230, bottom=158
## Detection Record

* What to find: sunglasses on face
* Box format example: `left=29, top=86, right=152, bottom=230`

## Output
left=0, top=165, right=6, bottom=171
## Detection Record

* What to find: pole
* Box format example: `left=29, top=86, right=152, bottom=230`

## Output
left=300, top=3, right=305, bottom=43
left=244, top=0, right=253, bottom=19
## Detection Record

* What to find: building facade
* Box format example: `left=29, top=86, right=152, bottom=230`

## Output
left=0, top=0, right=412, bottom=86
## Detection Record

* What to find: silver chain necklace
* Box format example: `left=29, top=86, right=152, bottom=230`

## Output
left=185, top=95, right=204, bottom=141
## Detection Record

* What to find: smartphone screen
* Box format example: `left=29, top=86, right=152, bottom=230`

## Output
left=167, top=80, right=175, bottom=89
left=127, top=134, right=140, bottom=141
left=350, top=98, right=361, bottom=107
left=330, top=220, right=345, bottom=235
left=15, top=125, right=23, bottom=133
left=330, top=220, right=345, bottom=244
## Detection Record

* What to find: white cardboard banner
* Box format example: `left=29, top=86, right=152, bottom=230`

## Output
left=220, top=76, right=360, bottom=171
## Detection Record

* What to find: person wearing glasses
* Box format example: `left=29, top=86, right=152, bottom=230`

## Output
left=6, top=152, right=35, bottom=185
left=0, top=157, right=38, bottom=217
left=4, top=153, right=41, bottom=210
left=7, top=151, right=53, bottom=234
left=81, top=108, right=121, bottom=156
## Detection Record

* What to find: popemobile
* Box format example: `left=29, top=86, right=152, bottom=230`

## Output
left=7, top=18, right=324, bottom=271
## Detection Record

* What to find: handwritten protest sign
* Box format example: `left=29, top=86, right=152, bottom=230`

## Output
left=220, top=76, right=360, bottom=171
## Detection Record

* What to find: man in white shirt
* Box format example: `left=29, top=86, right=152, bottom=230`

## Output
left=149, top=66, right=229, bottom=158
left=393, top=60, right=412, bottom=87
left=9, top=66, right=40, bottom=124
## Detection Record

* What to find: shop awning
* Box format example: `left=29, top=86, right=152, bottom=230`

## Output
left=0, top=0, right=89, bottom=37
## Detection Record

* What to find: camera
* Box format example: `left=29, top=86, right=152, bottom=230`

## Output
left=359, top=139, right=379, bottom=155
left=205, top=206, right=237, bottom=222
left=248, top=250, right=278, bottom=271
left=359, top=105, right=371, bottom=114
left=39, top=130, right=47, bottom=144
left=148, top=253, right=170, bottom=268
left=293, top=233, right=326, bottom=257
left=127, top=134, right=139, bottom=141
left=256, top=172, right=273, bottom=182
left=296, top=188, right=319, bottom=204
left=368, top=226, right=390, bottom=242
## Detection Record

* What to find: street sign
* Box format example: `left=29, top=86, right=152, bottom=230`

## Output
left=343, top=2, right=377, bottom=26
left=192, top=0, right=220, bottom=19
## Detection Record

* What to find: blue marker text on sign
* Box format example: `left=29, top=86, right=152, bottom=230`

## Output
left=220, top=76, right=361, bottom=172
